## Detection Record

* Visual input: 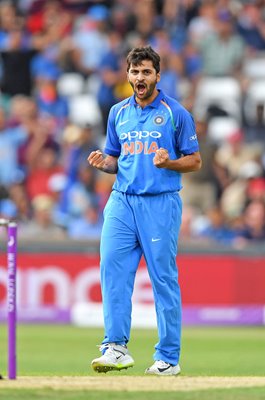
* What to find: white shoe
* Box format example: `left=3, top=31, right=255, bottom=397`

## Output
left=91, top=343, right=135, bottom=373
left=145, top=360, right=181, bottom=376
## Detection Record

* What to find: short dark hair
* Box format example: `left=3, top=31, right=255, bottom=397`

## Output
left=126, top=46, right=160, bottom=73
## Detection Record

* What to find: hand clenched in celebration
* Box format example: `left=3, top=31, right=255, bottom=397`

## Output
left=153, top=148, right=170, bottom=168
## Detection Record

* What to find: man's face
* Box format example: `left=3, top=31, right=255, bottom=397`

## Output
left=127, top=60, right=160, bottom=103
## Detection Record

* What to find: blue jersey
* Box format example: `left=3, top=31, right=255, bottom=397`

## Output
left=104, top=90, right=199, bottom=195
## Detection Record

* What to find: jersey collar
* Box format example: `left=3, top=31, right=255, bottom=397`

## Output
left=129, top=89, right=165, bottom=108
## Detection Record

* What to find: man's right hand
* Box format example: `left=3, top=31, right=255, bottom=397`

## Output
left=87, top=150, right=105, bottom=170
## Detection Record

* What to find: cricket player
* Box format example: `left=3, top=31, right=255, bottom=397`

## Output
left=88, top=46, right=201, bottom=375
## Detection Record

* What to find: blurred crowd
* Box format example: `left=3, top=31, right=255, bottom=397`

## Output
left=0, top=0, right=264, bottom=247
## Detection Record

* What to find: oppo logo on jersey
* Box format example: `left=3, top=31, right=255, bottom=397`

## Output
left=120, top=130, right=161, bottom=155
left=120, top=130, right=162, bottom=141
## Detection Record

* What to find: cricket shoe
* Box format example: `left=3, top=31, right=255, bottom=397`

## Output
left=91, top=343, right=134, bottom=373
left=145, top=360, right=181, bottom=376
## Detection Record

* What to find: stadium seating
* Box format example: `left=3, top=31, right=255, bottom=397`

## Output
left=193, top=77, right=242, bottom=122
left=57, top=73, right=85, bottom=97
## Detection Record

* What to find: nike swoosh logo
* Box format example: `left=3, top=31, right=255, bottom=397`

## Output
left=119, top=119, right=129, bottom=126
left=152, top=238, right=161, bottom=242
left=158, top=365, right=171, bottom=372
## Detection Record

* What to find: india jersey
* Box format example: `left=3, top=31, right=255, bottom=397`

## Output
left=104, top=90, right=199, bottom=195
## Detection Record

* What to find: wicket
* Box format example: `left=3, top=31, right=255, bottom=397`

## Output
left=0, top=218, right=17, bottom=380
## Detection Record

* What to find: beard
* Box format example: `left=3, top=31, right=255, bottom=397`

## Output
left=129, top=79, right=157, bottom=101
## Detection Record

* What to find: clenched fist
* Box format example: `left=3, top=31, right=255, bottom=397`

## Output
left=153, top=148, right=170, bottom=168
left=87, top=150, right=105, bottom=170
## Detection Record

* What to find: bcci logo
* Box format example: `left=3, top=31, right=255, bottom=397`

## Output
left=154, top=115, right=164, bottom=125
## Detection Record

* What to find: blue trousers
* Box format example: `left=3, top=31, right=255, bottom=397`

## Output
left=100, top=190, right=182, bottom=365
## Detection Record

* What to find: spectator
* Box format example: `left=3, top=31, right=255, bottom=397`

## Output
left=237, top=3, right=265, bottom=52
left=8, top=181, right=32, bottom=222
left=196, top=205, right=237, bottom=245
left=0, top=2, right=21, bottom=47
left=96, top=31, right=125, bottom=129
left=28, top=0, right=73, bottom=70
left=94, top=170, right=116, bottom=213
left=70, top=4, right=110, bottom=76
left=235, top=199, right=265, bottom=243
left=67, top=202, right=103, bottom=240
left=220, top=160, right=264, bottom=219
left=181, top=118, right=218, bottom=212
left=19, top=193, right=66, bottom=239
left=26, top=141, right=64, bottom=200
left=213, top=129, right=262, bottom=195
left=246, top=177, right=265, bottom=203
left=0, top=107, right=28, bottom=187
left=109, top=3, right=135, bottom=37
left=47, top=172, right=69, bottom=229
left=8, top=95, right=52, bottom=174
left=0, top=27, right=37, bottom=97
left=132, top=0, right=157, bottom=42
left=0, top=2, right=37, bottom=99
left=33, top=70, right=69, bottom=137
left=151, top=28, right=183, bottom=100
left=197, top=9, right=245, bottom=77
left=62, top=123, right=100, bottom=185
left=158, top=0, right=187, bottom=51
left=188, top=0, right=217, bottom=47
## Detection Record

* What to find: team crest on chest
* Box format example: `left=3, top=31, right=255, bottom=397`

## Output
left=153, top=115, right=164, bottom=125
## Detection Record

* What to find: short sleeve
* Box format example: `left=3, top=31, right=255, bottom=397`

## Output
left=177, top=110, right=200, bottom=155
left=104, top=106, right=121, bottom=157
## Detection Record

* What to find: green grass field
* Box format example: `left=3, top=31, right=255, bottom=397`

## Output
left=0, top=325, right=265, bottom=399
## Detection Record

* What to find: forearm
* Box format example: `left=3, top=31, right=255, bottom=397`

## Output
left=154, top=150, right=202, bottom=173
left=165, top=153, right=202, bottom=173
left=88, top=151, right=118, bottom=174
left=101, top=155, right=119, bottom=174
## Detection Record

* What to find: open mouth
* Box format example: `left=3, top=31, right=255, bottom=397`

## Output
left=136, top=83, right=146, bottom=95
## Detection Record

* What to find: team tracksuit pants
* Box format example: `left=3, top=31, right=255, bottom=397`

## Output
left=100, top=189, right=182, bottom=365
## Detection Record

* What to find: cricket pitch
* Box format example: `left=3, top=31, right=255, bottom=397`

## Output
left=1, top=376, right=265, bottom=391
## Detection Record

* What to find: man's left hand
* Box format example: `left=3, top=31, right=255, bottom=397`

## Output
left=153, top=148, right=169, bottom=168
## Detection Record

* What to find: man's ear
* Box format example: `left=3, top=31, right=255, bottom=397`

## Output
left=156, top=72, right=161, bottom=83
